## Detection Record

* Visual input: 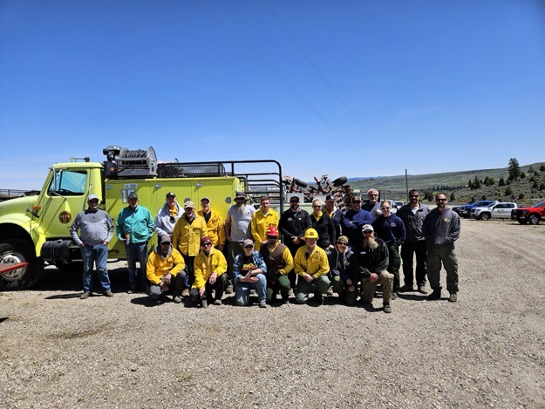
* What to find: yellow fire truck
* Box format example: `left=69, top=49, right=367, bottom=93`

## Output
left=0, top=145, right=283, bottom=290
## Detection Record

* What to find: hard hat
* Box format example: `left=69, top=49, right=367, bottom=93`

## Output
left=266, top=226, right=279, bottom=237
left=303, top=228, right=319, bottom=239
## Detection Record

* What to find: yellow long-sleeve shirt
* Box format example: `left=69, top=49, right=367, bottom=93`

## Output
left=197, top=209, right=226, bottom=246
left=146, top=246, right=186, bottom=285
left=294, top=245, right=329, bottom=279
left=172, top=214, right=207, bottom=256
left=251, top=209, right=279, bottom=250
left=192, top=248, right=227, bottom=289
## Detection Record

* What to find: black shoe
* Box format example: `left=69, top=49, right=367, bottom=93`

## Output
left=427, top=290, right=441, bottom=300
left=399, top=284, right=414, bottom=292
left=313, top=292, right=324, bottom=306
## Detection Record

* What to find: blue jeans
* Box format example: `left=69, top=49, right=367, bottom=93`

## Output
left=81, top=244, right=110, bottom=293
left=125, top=242, right=149, bottom=290
left=235, top=274, right=267, bottom=305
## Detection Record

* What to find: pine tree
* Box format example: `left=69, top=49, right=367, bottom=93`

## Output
left=498, top=177, right=505, bottom=186
left=508, top=158, right=521, bottom=181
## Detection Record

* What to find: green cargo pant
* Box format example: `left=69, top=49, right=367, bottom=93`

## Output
left=361, top=270, right=393, bottom=305
left=427, top=245, right=459, bottom=293
left=331, top=275, right=358, bottom=305
left=387, top=243, right=401, bottom=293
left=296, top=275, right=330, bottom=304
left=266, top=274, right=291, bottom=302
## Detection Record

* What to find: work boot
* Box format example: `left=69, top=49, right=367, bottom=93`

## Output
left=80, top=292, right=91, bottom=300
left=201, top=299, right=208, bottom=308
left=214, top=299, right=222, bottom=306
left=391, top=292, right=398, bottom=300
left=173, top=296, right=182, bottom=304
left=258, top=299, right=267, bottom=308
left=427, top=289, right=441, bottom=300
left=181, top=288, right=190, bottom=297
left=448, top=292, right=458, bottom=303
left=383, top=303, right=392, bottom=313
left=399, top=284, right=414, bottom=292
left=103, top=290, right=114, bottom=297
left=313, top=292, right=324, bottom=306
left=418, top=285, right=428, bottom=294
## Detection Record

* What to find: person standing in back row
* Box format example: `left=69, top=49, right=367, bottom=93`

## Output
left=422, top=193, right=461, bottom=302
left=70, top=194, right=115, bottom=299
left=154, top=191, right=181, bottom=242
left=279, top=195, right=312, bottom=289
left=116, top=192, right=155, bottom=294
left=251, top=195, right=279, bottom=251
left=396, top=189, right=430, bottom=294
left=172, top=200, right=207, bottom=295
left=225, top=192, right=256, bottom=292
left=372, top=201, right=406, bottom=300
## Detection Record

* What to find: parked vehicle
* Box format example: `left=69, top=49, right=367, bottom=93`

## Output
left=511, top=202, right=545, bottom=225
left=470, top=202, right=517, bottom=220
left=452, top=201, right=473, bottom=216
left=395, top=201, right=404, bottom=208
left=0, top=145, right=284, bottom=290
left=461, top=200, right=499, bottom=218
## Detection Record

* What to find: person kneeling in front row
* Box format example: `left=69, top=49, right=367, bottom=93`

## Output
left=233, top=239, right=268, bottom=308
left=190, top=236, right=227, bottom=308
left=146, top=236, right=186, bottom=304
left=294, top=228, right=330, bottom=305
left=356, top=225, right=393, bottom=313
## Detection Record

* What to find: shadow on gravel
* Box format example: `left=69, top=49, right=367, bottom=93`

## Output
left=397, top=293, right=429, bottom=302
left=32, top=265, right=130, bottom=294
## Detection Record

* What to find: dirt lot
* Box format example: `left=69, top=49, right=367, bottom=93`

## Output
left=1, top=217, right=544, bottom=408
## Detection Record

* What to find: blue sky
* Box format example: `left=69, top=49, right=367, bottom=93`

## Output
left=1, top=0, right=544, bottom=190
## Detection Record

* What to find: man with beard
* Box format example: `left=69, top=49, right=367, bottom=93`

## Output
left=396, top=189, right=430, bottom=294
left=154, top=191, right=181, bottom=242
left=372, top=200, right=406, bottom=300
left=341, top=196, right=373, bottom=250
left=225, top=192, right=256, bottom=292
left=70, top=194, right=115, bottom=299
left=357, top=224, right=393, bottom=313
left=294, top=228, right=330, bottom=305
left=259, top=226, right=293, bottom=304
left=197, top=197, right=225, bottom=251
left=422, top=193, right=461, bottom=302
left=278, top=195, right=311, bottom=289
left=251, top=196, right=279, bottom=251
left=172, top=201, right=207, bottom=295
left=362, top=188, right=382, bottom=221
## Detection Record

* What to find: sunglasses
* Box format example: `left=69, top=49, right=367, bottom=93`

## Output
left=202, top=242, right=212, bottom=246
left=244, top=245, right=254, bottom=249
left=381, top=207, right=390, bottom=210
left=363, top=231, right=373, bottom=235
left=312, top=205, right=321, bottom=208
left=337, top=242, right=347, bottom=245
left=409, top=195, right=419, bottom=198
left=266, top=235, right=278, bottom=239
left=436, top=198, right=447, bottom=201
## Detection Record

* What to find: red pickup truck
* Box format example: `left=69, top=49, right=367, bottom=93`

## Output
left=511, top=202, right=545, bottom=225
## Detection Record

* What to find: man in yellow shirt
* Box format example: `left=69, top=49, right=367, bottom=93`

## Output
left=197, top=197, right=226, bottom=251
left=251, top=196, right=279, bottom=250
left=190, top=236, right=227, bottom=308
left=172, top=201, right=207, bottom=295
left=146, top=236, right=186, bottom=304
left=294, top=228, right=330, bottom=305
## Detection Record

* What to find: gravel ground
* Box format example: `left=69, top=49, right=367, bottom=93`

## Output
left=1, top=218, right=544, bottom=408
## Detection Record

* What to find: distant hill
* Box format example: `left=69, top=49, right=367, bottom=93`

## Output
left=337, top=162, right=545, bottom=204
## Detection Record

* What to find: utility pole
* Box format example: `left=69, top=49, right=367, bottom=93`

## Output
left=405, top=169, right=409, bottom=202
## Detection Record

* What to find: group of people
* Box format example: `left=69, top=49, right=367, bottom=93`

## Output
left=69, top=187, right=461, bottom=312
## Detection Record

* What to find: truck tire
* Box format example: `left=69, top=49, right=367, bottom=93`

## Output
left=481, top=213, right=490, bottom=221
left=0, top=239, right=43, bottom=290
left=528, top=214, right=540, bottom=225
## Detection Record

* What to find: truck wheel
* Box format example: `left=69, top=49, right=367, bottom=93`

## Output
left=528, top=215, right=540, bottom=225
left=481, top=213, right=490, bottom=221
left=0, top=239, right=43, bottom=290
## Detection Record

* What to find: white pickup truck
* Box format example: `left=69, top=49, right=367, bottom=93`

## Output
left=470, top=202, right=517, bottom=220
